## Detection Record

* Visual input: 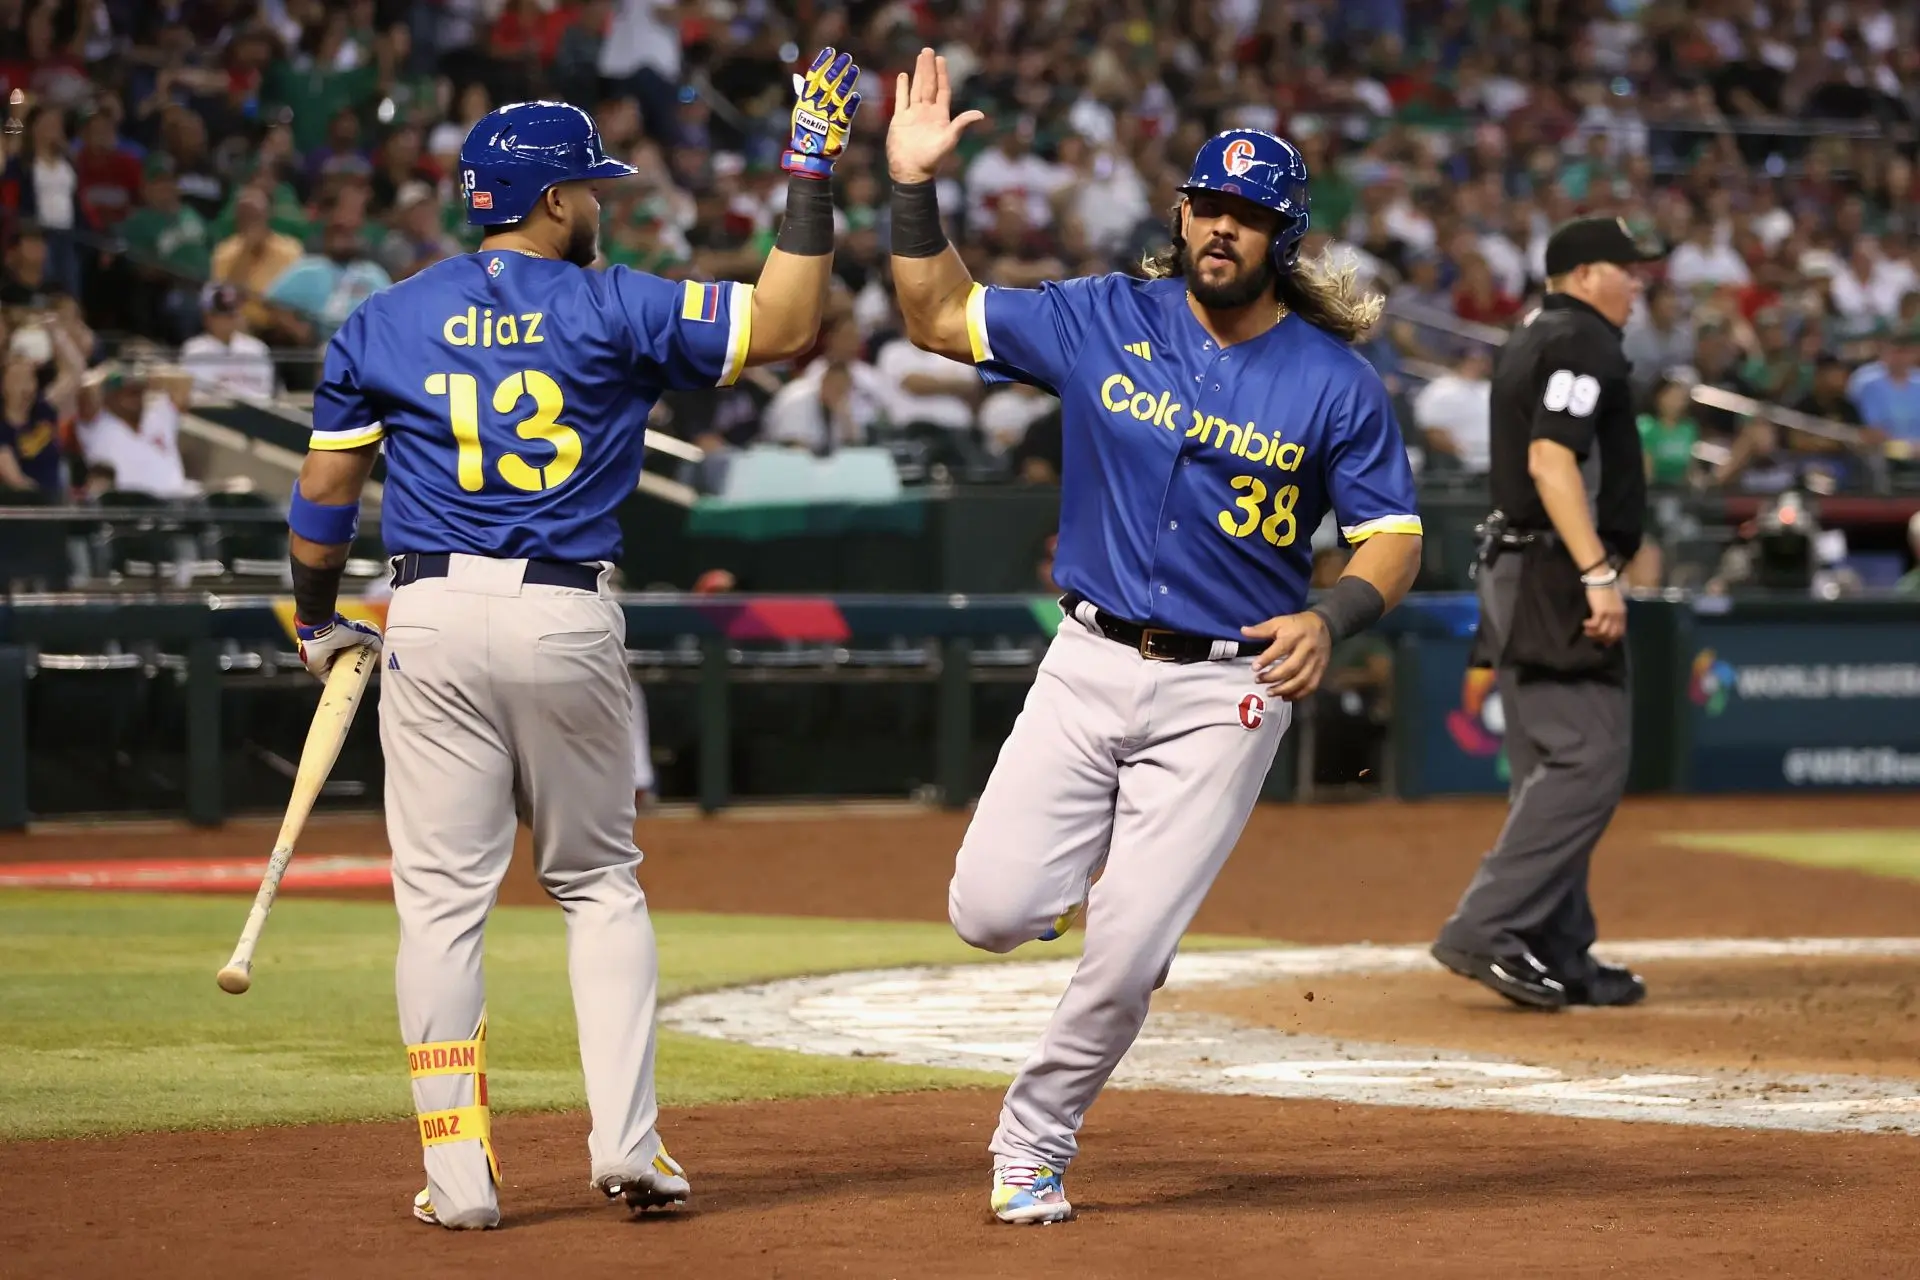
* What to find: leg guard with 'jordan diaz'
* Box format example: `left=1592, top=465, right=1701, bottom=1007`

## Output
left=407, top=1010, right=500, bottom=1229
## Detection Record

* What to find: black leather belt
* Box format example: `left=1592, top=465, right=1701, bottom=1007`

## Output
left=389, top=552, right=601, bottom=592
left=1060, top=592, right=1263, bottom=664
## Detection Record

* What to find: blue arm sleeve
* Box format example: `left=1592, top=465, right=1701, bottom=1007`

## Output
left=967, top=276, right=1105, bottom=393
left=607, top=268, right=755, bottom=391
left=1327, top=370, right=1423, bottom=544
left=309, top=311, right=383, bottom=451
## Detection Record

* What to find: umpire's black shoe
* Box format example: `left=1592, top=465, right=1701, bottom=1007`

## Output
left=1430, top=943, right=1569, bottom=1010
left=1561, top=962, right=1647, bottom=1007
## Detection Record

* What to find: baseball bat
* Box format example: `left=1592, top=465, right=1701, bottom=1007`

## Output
left=217, top=642, right=380, bottom=995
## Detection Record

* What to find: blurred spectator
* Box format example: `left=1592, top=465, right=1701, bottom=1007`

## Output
left=763, top=318, right=890, bottom=455
left=1666, top=219, right=1751, bottom=292
left=1796, top=352, right=1867, bottom=431
left=1897, top=512, right=1920, bottom=595
left=1637, top=377, right=1702, bottom=489
left=598, top=0, right=682, bottom=147
left=966, top=126, right=1072, bottom=234
left=3, top=107, right=82, bottom=296
left=428, top=81, right=495, bottom=163
left=210, top=187, right=307, bottom=340
left=0, top=355, right=63, bottom=495
left=377, top=181, right=463, bottom=281
left=875, top=309, right=982, bottom=447
left=264, top=215, right=393, bottom=344
left=117, top=154, right=212, bottom=339
left=1411, top=348, right=1493, bottom=475
left=179, top=285, right=276, bottom=400
left=0, top=227, right=55, bottom=310
left=72, top=103, right=141, bottom=232
left=1450, top=253, right=1519, bottom=328
left=1846, top=326, right=1920, bottom=448
left=75, top=366, right=196, bottom=499
left=1829, top=237, right=1916, bottom=326
left=979, top=384, right=1060, bottom=467
left=157, top=106, right=226, bottom=222
left=1623, top=281, right=1696, bottom=407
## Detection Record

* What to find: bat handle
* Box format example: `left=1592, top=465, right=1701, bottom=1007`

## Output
left=216, top=842, right=295, bottom=996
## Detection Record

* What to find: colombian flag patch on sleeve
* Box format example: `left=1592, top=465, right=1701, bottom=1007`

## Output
left=680, top=280, right=722, bottom=323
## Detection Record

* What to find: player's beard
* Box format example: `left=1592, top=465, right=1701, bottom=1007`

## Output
left=1180, top=237, right=1276, bottom=310
left=563, top=213, right=599, bottom=268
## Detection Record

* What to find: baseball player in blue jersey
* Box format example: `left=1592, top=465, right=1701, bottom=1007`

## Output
left=886, top=51, right=1425, bottom=1224
left=283, top=54, right=861, bottom=1231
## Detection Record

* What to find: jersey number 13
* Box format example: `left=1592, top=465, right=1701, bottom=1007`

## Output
left=425, top=370, right=581, bottom=493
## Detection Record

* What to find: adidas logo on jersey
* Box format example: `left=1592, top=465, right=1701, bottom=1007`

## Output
left=1123, top=341, right=1152, bottom=361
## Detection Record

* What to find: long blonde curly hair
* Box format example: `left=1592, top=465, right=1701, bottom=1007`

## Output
left=1139, top=204, right=1385, bottom=344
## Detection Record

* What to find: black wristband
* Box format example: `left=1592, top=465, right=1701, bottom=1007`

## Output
left=290, top=555, right=346, bottom=627
left=774, top=175, right=835, bottom=257
left=1308, top=576, right=1387, bottom=644
left=888, top=178, right=948, bottom=258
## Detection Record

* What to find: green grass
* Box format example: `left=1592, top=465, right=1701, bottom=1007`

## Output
left=0, top=890, right=1268, bottom=1141
left=1664, top=828, right=1920, bottom=881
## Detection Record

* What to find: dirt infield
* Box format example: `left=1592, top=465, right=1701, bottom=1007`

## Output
left=6, top=1090, right=1919, bottom=1280
left=1179, top=954, right=1920, bottom=1079
left=6, top=794, right=1920, bottom=1276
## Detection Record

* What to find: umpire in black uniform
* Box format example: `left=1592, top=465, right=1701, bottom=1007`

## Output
left=1431, top=217, right=1666, bottom=1011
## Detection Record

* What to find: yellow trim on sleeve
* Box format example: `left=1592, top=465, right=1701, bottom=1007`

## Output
left=965, top=283, right=991, bottom=365
left=720, top=282, right=753, bottom=387
left=1343, top=515, right=1425, bottom=543
left=308, top=424, right=384, bottom=451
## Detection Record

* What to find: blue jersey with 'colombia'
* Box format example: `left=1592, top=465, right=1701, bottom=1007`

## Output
left=968, top=274, right=1421, bottom=640
left=309, top=251, right=752, bottom=562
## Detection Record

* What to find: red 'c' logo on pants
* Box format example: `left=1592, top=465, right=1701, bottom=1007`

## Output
left=1238, top=693, right=1265, bottom=730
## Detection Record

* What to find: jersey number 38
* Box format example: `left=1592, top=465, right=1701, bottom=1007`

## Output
left=1217, top=476, right=1300, bottom=547
left=425, top=370, right=581, bottom=493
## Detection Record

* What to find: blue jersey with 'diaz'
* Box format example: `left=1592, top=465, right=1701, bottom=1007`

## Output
left=309, top=250, right=753, bottom=563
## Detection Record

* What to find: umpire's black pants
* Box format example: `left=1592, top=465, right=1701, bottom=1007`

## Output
left=1436, top=554, right=1631, bottom=985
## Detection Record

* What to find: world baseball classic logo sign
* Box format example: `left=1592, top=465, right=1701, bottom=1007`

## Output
left=1239, top=694, right=1265, bottom=730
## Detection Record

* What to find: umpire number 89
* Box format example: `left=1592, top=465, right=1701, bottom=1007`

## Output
left=1217, top=476, right=1300, bottom=547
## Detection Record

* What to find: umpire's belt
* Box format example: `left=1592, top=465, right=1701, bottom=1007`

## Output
left=389, top=552, right=601, bottom=593
left=1060, top=592, right=1263, bottom=664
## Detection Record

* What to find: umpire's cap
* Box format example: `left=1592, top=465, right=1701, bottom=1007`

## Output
left=458, top=101, right=637, bottom=227
left=1544, top=216, right=1668, bottom=277
left=1178, top=129, right=1312, bottom=269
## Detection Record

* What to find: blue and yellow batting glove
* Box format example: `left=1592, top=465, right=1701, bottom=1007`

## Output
left=782, top=47, right=861, bottom=179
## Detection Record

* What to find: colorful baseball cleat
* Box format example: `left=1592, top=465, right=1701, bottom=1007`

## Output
left=411, top=1186, right=497, bottom=1230
left=992, top=1164, right=1073, bottom=1225
left=597, top=1145, right=690, bottom=1214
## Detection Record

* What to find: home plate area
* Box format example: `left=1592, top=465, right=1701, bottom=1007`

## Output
left=663, top=939, right=1920, bottom=1135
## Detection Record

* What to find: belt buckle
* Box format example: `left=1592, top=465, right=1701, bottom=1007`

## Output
left=1137, top=627, right=1179, bottom=662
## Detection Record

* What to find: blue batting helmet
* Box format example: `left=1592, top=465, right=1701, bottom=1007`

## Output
left=1179, top=129, right=1312, bottom=269
left=458, top=101, right=638, bottom=227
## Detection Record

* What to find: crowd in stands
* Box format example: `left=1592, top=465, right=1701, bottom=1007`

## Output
left=0, top=0, right=1916, bottom=584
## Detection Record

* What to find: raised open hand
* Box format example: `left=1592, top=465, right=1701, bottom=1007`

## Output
left=887, top=47, right=986, bottom=184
